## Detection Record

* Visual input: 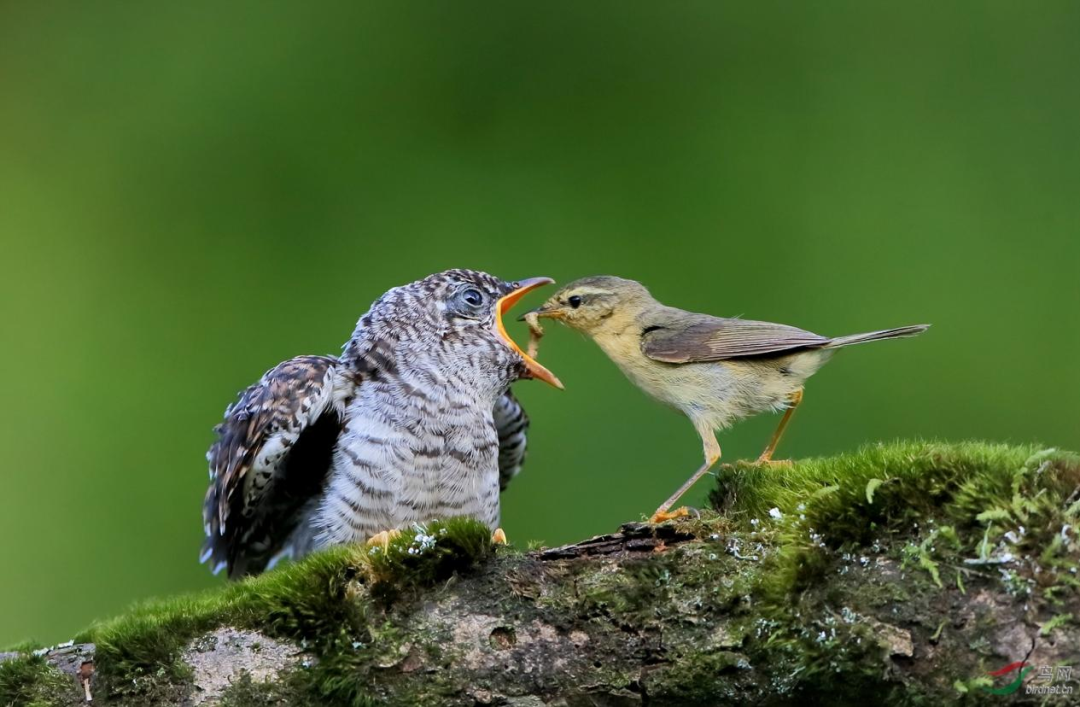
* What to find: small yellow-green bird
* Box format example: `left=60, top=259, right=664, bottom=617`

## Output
left=525, top=276, right=928, bottom=523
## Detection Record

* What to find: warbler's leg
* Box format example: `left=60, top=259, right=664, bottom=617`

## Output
left=491, top=528, right=508, bottom=545
left=756, top=388, right=804, bottom=464
left=650, top=423, right=722, bottom=523
left=366, top=528, right=402, bottom=551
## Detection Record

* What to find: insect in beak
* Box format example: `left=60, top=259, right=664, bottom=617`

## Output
left=518, top=303, right=566, bottom=322
left=494, top=277, right=564, bottom=390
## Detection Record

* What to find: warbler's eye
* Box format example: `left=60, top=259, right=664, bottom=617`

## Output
left=462, top=288, right=484, bottom=307
left=568, top=295, right=583, bottom=309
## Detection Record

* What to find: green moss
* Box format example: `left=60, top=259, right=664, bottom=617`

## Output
left=362, top=517, right=496, bottom=594
left=78, top=518, right=498, bottom=705
left=1039, top=612, right=1074, bottom=637
left=15, top=442, right=1078, bottom=705
left=710, top=440, right=1080, bottom=597
left=703, top=440, right=1080, bottom=701
left=0, top=654, right=77, bottom=707
left=713, top=440, right=1037, bottom=536
left=647, top=649, right=747, bottom=703
left=216, top=668, right=376, bottom=707
left=217, top=672, right=291, bottom=706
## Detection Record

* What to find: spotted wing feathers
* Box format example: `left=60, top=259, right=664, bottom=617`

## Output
left=202, top=355, right=353, bottom=578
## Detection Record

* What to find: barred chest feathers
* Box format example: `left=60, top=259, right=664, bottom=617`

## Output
left=203, top=269, right=558, bottom=579
left=314, top=356, right=505, bottom=547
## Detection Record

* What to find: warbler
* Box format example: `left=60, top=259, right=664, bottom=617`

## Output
left=526, top=276, right=927, bottom=522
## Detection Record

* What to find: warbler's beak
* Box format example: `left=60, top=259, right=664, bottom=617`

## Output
left=495, top=277, right=564, bottom=390
left=518, top=299, right=566, bottom=322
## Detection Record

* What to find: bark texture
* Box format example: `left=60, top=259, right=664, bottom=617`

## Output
left=4, top=442, right=1080, bottom=706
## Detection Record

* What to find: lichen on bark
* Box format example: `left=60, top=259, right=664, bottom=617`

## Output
left=3, top=441, right=1080, bottom=705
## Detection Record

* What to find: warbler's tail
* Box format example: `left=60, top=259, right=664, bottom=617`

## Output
left=825, top=324, right=930, bottom=349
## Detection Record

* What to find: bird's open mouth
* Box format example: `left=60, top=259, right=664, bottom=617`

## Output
left=495, top=277, right=564, bottom=390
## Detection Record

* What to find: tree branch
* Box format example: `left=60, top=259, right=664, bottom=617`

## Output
left=4, top=442, right=1080, bottom=706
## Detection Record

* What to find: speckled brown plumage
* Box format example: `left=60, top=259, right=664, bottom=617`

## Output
left=202, top=270, right=555, bottom=578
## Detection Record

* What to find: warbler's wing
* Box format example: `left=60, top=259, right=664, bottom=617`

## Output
left=493, top=389, right=529, bottom=491
left=202, top=355, right=355, bottom=578
left=640, top=314, right=830, bottom=363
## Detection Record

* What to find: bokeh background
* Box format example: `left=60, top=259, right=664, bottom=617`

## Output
left=2, top=1, right=1078, bottom=646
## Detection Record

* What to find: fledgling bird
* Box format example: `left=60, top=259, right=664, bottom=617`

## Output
left=201, top=269, right=562, bottom=578
left=527, top=276, right=928, bottom=523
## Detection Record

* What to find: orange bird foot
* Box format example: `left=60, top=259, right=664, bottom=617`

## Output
left=649, top=506, right=692, bottom=524
left=366, top=529, right=402, bottom=551
left=754, top=456, right=794, bottom=468
left=491, top=528, right=508, bottom=545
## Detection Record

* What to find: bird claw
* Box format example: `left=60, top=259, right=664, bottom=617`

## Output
left=649, top=506, right=697, bottom=524
left=755, top=457, right=794, bottom=468
left=491, top=528, right=508, bottom=545
left=366, top=529, right=402, bottom=551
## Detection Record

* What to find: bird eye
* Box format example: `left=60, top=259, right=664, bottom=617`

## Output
left=462, top=288, right=485, bottom=307
left=568, top=295, right=583, bottom=309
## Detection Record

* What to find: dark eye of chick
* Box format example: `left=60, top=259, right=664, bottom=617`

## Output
left=462, top=288, right=484, bottom=307
left=568, top=295, right=583, bottom=309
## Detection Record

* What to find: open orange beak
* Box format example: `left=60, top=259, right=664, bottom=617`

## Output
left=495, top=277, right=564, bottom=390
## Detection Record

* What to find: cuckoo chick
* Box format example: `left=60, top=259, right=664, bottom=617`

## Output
left=202, top=270, right=561, bottom=578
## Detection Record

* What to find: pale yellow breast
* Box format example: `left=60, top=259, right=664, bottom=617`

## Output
left=591, top=330, right=724, bottom=411
left=588, top=327, right=822, bottom=431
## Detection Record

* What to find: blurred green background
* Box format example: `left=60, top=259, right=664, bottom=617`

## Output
left=2, top=1, right=1078, bottom=646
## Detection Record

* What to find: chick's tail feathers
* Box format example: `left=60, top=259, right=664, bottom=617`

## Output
left=825, top=324, right=930, bottom=349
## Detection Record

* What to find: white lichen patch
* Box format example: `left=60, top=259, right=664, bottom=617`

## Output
left=865, top=619, right=913, bottom=658
left=423, top=595, right=583, bottom=679
left=182, top=627, right=300, bottom=705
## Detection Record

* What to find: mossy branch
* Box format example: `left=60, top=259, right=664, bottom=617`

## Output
left=4, top=442, right=1080, bottom=706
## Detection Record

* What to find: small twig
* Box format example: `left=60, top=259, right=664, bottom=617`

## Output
left=538, top=523, right=697, bottom=561
left=944, top=563, right=995, bottom=579
left=962, top=556, right=1014, bottom=567
left=78, top=659, right=94, bottom=702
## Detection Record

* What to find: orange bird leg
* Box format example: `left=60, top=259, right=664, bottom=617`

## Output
left=756, top=388, right=804, bottom=464
left=650, top=421, right=722, bottom=523
left=366, top=528, right=402, bottom=551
